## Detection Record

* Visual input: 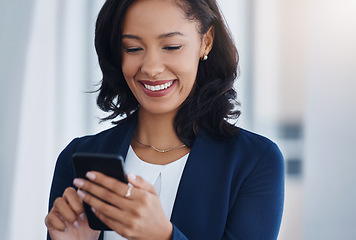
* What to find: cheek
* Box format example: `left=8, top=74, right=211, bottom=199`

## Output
left=167, top=50, right=200, bottom=78
left=122, top=56, right=140, bottom=79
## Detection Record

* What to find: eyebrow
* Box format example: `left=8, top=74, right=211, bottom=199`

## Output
left=121, top=32, right=185, bottom=40
left=122, top=34, right=141, bottom=40
left=158, top=31, right=185, bottom=39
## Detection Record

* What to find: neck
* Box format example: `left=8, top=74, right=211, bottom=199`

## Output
left=135, top=108, right=183, bottom=149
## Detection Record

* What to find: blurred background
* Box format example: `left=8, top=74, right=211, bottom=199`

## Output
left=1, top=0, right=355, bottom=239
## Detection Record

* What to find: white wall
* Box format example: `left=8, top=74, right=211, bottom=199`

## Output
left=251, top=1, right=356, bottom=239
left=304, top=0, right=356, bottom=239
left=252, top=1, right=305, bottom=239
left=0, top=1, right=35, bottom=239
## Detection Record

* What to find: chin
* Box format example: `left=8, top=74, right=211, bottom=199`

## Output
left=140, top=104, right=180, bottom=116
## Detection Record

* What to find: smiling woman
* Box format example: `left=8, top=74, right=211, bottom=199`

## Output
left=120, top=0, right=213, bottom=117
left=45, top=0, right=284, bottom=239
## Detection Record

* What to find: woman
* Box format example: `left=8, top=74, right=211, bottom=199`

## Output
left=45, top=0, right=284, bottom=239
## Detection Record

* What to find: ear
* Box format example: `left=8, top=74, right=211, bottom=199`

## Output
left=200, top=26, right=215, bottom=57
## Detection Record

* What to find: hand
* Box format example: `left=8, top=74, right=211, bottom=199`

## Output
left=45, top=187, right=100, bottom=240
left=73, top=172, right=173, bottom=240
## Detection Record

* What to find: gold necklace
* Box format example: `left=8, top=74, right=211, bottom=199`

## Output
left=133, top=135, right=186, bottom=153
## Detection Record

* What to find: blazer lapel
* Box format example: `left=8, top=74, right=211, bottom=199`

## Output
left=170, top=129, right=229, bottom=239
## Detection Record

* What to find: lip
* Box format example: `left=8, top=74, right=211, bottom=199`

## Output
left=139, top=80, right=174, bottom=86
left=139, top=79, right=177, bottom=97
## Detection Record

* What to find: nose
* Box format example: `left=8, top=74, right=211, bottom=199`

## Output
left=140, top=50, right=165, bottom=77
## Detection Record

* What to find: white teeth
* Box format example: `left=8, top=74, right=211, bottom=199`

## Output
left=143, top=81, right=174, bottom=91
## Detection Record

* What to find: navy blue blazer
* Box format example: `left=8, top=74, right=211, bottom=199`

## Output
left=48, top=115, right=284, bottom=240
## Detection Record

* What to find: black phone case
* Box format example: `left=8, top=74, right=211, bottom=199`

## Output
left=72, top=153, right=127, bottom=230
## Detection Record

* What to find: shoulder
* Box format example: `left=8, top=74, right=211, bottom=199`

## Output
left=233, top=128, right=281, bottom=156
left=74, top=124, right=121, bottom=150
left=231, top=128, right=284, bottom=170
left=200, top=127, right=282, bottom=160
left=55, top=116, right=136, bottom=165
left=54, top=118, right=134, bottom=172
left=196, top=127, right=284, bottom=179
left=209, top=128, right=284, bottom=205
left=71, top=116, right=136, bottom=153
left=55, top=124, right=122, bottom=164
left=226, top=128, right=285, bottom=191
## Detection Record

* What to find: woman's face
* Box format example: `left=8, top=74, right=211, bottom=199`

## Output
left=121, top=0, right=212, bottom=116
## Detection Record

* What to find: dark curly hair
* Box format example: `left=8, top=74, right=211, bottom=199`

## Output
left=95, top=0, right=240, bottom=147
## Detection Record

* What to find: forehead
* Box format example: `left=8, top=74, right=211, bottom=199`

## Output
left=122, top=0, right=198, bottom=35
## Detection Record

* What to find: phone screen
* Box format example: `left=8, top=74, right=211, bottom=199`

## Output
left=72, top=153, right=127, bottom=230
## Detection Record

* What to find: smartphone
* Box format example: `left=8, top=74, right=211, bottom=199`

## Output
left=72, top=153, right=127, bottom=230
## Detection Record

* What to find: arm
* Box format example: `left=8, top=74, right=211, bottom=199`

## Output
left=48, top=139, right=78, bottom=214
left=46, top=138, right=101, bottom=240
left=223, top=142, right=285, bottom=239
left=47, top=139, right=78, bottom=240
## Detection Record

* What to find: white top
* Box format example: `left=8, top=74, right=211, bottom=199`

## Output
left=104, top=146, right=189, bottom=240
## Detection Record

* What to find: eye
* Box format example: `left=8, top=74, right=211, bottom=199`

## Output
left=163, top=45, right=182, bottom=51
left=124, top=47, right=143, bottom=53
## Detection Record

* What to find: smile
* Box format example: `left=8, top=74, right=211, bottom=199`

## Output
left=139, top=80, right=177, bottom=97
left=143, top=81, right=174, bottom=91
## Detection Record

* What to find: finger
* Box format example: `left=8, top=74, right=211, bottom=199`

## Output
left=93, top=208, right=132, bottom=238
left=63, top=187, right=85, bottom=217
left=78, top=189, right=129, bottom=223
left=127, top=173, right=157, bottom=195
left=45, top=212, right=67, bottom=232
left=74, top=177, right=135, bottom=215
left=79, top=171, right=134, bottom=198
left=52, top=197, right=78, bottom=226
left=74, top=178, right=132, bottom=209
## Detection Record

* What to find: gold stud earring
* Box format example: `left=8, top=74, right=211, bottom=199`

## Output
left=202, top=54, right=208, bottom=61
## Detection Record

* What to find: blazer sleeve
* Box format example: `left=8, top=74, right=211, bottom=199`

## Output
left=171, top=225, right=189, bottom=240
left=48, top=138, right=79, bottom=210
left=47, top=138, right=78, bottom=240
left=223, top=142, right=285, bottom=240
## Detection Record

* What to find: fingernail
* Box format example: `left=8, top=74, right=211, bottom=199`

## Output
left=86, top=172, right=96, bottom=181
left=77, top=189, right=86, bottom=199
left=79, top=213, right=85, bottom=221
left=91, top=207, right=96, bottom=213
left=73, top=178, right=84, bottom=188
left=127, top=173, right=136, bottom=181
left=73, top=221, right=80, bottom=229
left=64, top=227, right=68, bottom=232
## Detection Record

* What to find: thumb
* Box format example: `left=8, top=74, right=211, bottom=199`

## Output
left=127, top=173, right=157, bottom=195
